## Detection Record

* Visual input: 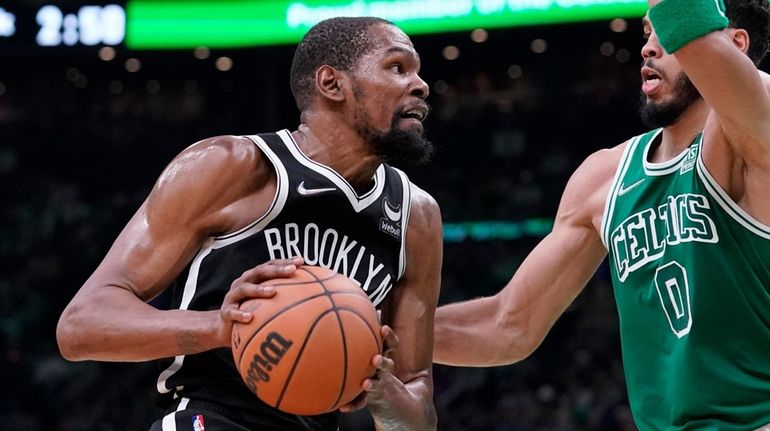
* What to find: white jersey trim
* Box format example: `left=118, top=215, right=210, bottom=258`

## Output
left=696, top=148, right=770, bottom=240
left=155, top=238, right=215, bottom=394
left=212, top=134, right=290, bottom=244
left=156, top=134, right=290, bottom=394
left=394, top=167, right=411, bottom=280
left=161, top=397, right=190, bottom=431
left=277, top=129, right=386, bottom=213
left=601, top=135, right=641, bottom=248
left=642, top=128, right=689, bottom=176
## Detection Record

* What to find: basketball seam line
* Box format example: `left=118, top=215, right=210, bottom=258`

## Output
left=236, top=268, right=340, bottom=366
left=236, top=291, right=329, bottom=366
left=306, top=268, right=382, bottom=409
left=275, top=307, right=338, bottom=410
left=235, top=291, right=367, bottom=366
left=262, top=274, right=336, bottom=287
left=329, top=297, right=349, bottom=410
left=305, top=267, right=349, bottom=411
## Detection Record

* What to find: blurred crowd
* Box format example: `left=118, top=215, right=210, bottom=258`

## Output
left=1, top=18, right=675, bottom=430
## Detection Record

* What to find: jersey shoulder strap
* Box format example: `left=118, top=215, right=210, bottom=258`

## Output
left=600, top=129, right=661, bottom=247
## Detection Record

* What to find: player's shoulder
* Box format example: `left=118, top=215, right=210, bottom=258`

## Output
left=406, top=183, right=442, bottom=238
left=169, top=134, right=269, bottom=179
left=573, top=140, right=629, bottom=184
left=179, top=134, right=263, bottom=169
left=761, top=70, right=770, bottom=88
left=408, top=183, right=440, bottom=219
left=154, top=134, right=272, bottom=198
left=557, top=139, right=631, bottom=224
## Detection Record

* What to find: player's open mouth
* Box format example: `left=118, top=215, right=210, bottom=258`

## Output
left=641, top=66, right=663, bottom=95
left=399, top=104, right=429, bottom=122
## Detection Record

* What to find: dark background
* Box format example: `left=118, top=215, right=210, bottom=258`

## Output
left=4, top=7, right=756, bottom=430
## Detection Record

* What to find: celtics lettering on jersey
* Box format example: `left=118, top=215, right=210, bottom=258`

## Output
left=264, top=222, right=394, bottom=305
left=603, top=132, right=721, bottom=340
left=610, top=193, right=719, bottom=282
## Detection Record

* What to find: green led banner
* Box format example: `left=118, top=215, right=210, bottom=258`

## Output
left=443, top=218, right=554, bottom=242
left=126, top=0, right=647, bottom=49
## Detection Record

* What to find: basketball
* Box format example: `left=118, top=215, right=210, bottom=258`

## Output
left=231, top=265, right=382, bottom=415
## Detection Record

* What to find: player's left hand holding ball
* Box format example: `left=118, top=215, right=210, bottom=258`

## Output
left=338, top=325, right=400, bottom=413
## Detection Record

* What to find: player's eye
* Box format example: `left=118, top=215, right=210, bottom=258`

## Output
left=389, top=64, right=403, bottom=74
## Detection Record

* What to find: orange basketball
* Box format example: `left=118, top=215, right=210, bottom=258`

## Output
left=231, top=265, right=382, bottom=415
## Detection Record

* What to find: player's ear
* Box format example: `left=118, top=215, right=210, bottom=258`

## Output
left=730, top=28, right=750, bottom=56
left=315, top=65, right=346, bottom=103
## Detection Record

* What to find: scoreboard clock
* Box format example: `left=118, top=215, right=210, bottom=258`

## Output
left=0, top=2, right=126, bottom=50
left=35, top=4, right=124, bottom=46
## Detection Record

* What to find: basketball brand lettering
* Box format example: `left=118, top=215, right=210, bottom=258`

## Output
left=611, top=193, right=718, bottom=281
left=245, top=332, right=293, bottom=393
left=263, top=223, right=395, bottom=306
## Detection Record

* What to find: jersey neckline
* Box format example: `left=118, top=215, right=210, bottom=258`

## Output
left=278, top=129, right=386, bottom=213
left=642, top=128, right=697, bottom=176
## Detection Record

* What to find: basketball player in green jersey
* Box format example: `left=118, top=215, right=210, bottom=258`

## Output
left=433, top=0, right=770, bottom=429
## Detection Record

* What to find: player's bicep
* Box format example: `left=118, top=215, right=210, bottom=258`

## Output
left=86, top=198, right=205, bottom=302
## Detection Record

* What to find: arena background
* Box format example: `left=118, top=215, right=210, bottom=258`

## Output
left=3, top=1, right=764, bottom=429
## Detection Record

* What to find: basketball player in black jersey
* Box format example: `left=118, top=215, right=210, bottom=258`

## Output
left=56, top=17, right=441, bottom=431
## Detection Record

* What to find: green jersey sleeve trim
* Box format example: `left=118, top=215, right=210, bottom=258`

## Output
left=601, top=135, right=643, bottom=248
left=696, top=150, right=770, bottom=240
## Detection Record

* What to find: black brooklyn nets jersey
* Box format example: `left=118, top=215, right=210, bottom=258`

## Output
left=155, top=130, right=412, bottom=429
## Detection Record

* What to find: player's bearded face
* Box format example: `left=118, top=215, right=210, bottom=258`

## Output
left=351, top=81, right=435, bottom=167
left=639, top=66, right=702, bottom=128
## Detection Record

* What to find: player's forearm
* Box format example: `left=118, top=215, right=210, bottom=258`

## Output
left=371, top=377, right=437, bottom=431
left=57, top=286, right=221, bottom=362
left=433, top=295, right=529, bottom=366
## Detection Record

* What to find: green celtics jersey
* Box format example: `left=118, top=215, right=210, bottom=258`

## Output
left=601, top=129, right=770, bottom=431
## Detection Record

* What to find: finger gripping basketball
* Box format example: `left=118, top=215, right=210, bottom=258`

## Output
left=231, top=265, right=382, bottom=415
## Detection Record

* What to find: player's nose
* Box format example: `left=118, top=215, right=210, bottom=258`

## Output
left=410, top=74, right=429, bottom=100
left=641, top=33, right=663, bottom=60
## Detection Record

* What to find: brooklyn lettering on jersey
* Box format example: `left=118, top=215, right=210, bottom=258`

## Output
left=263, top=222, right=394, bottom=304
left=610, top=193, right=719, bottom=281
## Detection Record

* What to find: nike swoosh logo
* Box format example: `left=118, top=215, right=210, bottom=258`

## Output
left=383, top=198, right=401, bottom=221
left=297, top=181, right=336, bottom=196
left=618, top=178, right=645, bottom=196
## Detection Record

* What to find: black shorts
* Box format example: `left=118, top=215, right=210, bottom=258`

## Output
left=149, top=398, right=249, bottom=431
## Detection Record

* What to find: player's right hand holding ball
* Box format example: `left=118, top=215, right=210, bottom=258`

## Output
left=217, top=257, right=304, bottom=347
